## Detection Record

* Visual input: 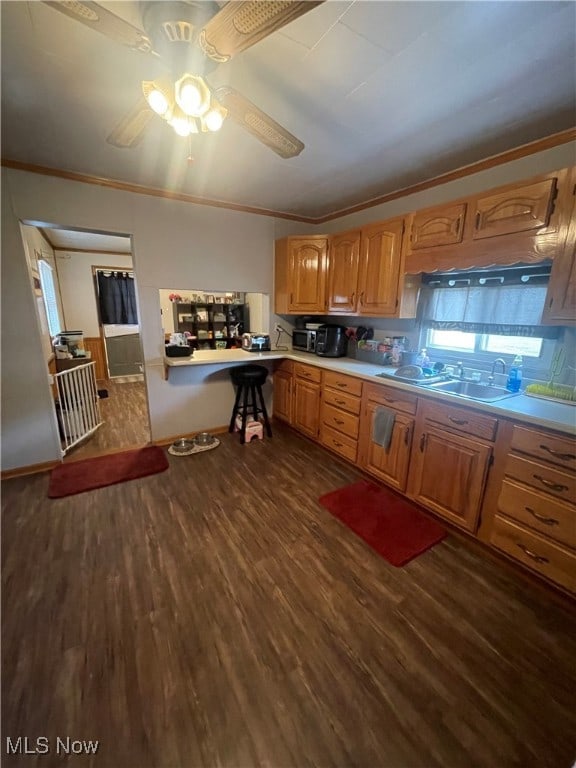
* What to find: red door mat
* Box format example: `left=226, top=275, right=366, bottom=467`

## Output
left=48, top=445, right=169, bottom=498
left=319, top=480, right=446, bottom=567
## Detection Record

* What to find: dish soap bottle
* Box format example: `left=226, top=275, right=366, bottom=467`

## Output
left=506, top=355, right=523, bottom=392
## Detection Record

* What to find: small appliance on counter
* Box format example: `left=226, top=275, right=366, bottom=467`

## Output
left=315, top=324, right=348, bottom=358
left=242, top=333, right=271, bottom=352
left=292, top=328, right=317, bottom=353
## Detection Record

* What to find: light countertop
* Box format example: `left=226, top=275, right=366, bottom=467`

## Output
left=164, top=349, right=576, bottom=436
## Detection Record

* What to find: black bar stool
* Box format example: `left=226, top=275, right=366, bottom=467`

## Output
left=228, top=364, right=272, bottom=444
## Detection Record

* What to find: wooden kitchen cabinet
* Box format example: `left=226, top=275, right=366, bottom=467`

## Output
left=273, top=360, right=293, bottom=424
left=471, top=178, right=556, bottom=240
left=542, top=182, right=576, bottom=324
left=359, top=382, right=417, bottom=492
left=326, top=229, right=361, bottom=313
left=407, top=400, right=495, bottom=533
left=487, top=423, right=576, bottom=594
left=410, top=202, right=467, bottom=250
left=292, top=363, right=321, bottom=438
left=320, top=371, right=363, bottom=462
left=357, top=217, right=405, bottom=316
left=274, top=236, right=328, bottom=314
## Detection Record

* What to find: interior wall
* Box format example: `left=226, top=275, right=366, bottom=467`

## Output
left=2, top=168, right=276, bottom=469
left=56, top=251, right=133, bottom=336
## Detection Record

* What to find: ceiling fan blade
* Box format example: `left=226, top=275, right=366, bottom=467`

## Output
left=43, top=1, right=153, bottom=53
left=215, top=86, right=304, bottom=159
left=199, top=1, right=324, bottom=62
left=106, top=97, right=154, bottom=149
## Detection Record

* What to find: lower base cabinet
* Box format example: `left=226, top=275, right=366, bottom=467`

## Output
left=292, top=363, right=321, bottom=439
left=273, top=362, right=293, bottom=424
left=358, top=384, right=416, bottom=492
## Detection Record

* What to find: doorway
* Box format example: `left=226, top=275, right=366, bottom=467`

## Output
left=20, top=223, right=152, bottom=461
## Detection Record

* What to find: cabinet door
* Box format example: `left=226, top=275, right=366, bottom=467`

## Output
left=289, top=238, right=328, bottom=313
left=327, top=230, right=360, bottom=313
left=293, top=378, right=320, bottom=438
left=410, top=203, right=467, bottom=250
left=472, top=178, right=556, bottom=240
left=408, top=424, right=492, bottom=532
left=357, top=218, right=404, bottom=316
left=273, top=370, right=292, bottom=424
left=359, top=402, right=413, bottom=492
left=542, top=194, right=576, bottom=323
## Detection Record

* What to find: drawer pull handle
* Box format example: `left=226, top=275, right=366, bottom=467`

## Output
left=533, top=474, right=568, bottom=493
left=517, top=544, right=549, bottom=565
left=333, top=440, right=343, bottom=448
left=449, top=417, right=469, bottom=425
left=525, top=507, right=559, bottom=526
left=335, top=399, right=346, bottom=405
left=336, top=382, right=348, bottom=389
left=334, top=418, right=345, bottom=425
left=539, top=444, right=575, bottom=461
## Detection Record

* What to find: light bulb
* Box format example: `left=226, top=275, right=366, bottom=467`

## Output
left=204, top=108, right=224, bottom=132
left=178, top=83, right=202, bottom=115
left=147, top=89, right=169, bottom=116
left=170, top=117, right=192, bottom=137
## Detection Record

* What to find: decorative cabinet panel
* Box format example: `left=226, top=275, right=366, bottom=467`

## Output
left=357, top=217, right=404, bottom=316
left=472, top=178, right=556, bottom=240
left=274, top=236, right=328, bottom=314
left=327, top=229, right=361, bottom=313
left=410, top=203, right=467, bottom=250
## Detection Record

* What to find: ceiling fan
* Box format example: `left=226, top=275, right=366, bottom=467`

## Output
left=43, top=1, right=324, bottom=158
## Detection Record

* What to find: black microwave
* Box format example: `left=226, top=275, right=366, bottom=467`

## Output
left=292, top=328, right=317, bottom=353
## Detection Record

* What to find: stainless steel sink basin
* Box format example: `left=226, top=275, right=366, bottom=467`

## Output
left=429, top=380, right=519, bottom=402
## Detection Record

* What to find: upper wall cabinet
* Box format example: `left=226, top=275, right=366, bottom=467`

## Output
left=357, top=217, right=405, bottom=316
left=275, top=236, right=328, bottom=314
left=326, top=229, right=361, bottom=314
left=542, top=178, right=576, bottom=324
left=405, top=168, right=573, bottom=274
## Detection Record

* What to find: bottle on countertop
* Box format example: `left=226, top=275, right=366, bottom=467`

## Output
left=506, top=355, right=523, bottom=392
left=415, top=348, right=431, bottom=367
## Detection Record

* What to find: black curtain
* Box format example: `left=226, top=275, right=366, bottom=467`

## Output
left=97, top=272, right=138, bottom=324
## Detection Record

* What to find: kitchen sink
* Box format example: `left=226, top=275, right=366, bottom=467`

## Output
left=428, top=380, right=519, bottom=402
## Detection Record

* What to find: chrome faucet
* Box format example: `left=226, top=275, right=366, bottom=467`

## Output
left=456, top=361, right=465, bottom=379
left=488, top=358, right=506, bottom=385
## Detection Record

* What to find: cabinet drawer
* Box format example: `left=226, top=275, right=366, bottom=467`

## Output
left=490, top=516, right=576, bottom=593
left=364, top=383, right=417, bottom=415
left=420, top=400, right=497, bottom=441
left=294, top=363, right=321, bottom=384
left=320, top=424, right=358, bottom=463
left=323, top=371, right=363, bottom=397
left=498, top=480, right=576, bottom=549
left=323, top=387, right=361, bottom=416
left=510, top=425, right=576, bottom=472
left=321, top=402, right=359, bottom=439
left=505, top=454, right=575, bottom=503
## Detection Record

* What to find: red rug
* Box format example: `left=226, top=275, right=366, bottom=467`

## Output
left=319, top=479, right=446, bottom=567
left=48, top=446, right=169, bottom=498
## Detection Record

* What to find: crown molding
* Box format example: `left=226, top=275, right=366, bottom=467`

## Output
left=2, top=128, right=574, bottom=224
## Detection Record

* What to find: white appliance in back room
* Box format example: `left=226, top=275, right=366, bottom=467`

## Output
left=245, top=293, right=270, bottom=335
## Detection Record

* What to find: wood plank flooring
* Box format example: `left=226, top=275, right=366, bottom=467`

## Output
left=65, top=378, right=150, bottom=461
left=2, top=423, right=575, bottom=768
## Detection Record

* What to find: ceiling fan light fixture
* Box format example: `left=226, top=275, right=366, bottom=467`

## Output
left=203, top=105, right=227, bottom=132
left=175, top=74, right=210, bottom=117
left=142, top=79, right=173, bottom=117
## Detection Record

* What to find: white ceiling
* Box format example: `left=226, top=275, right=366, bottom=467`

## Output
left=45, top=228, right=132, bottom=253
left=2, top=1, right=575, bottom=219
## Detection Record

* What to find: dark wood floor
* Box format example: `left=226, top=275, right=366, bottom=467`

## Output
left=2, top=424, right=575, bottom=768
left=65, top=378, right=150, bottom=461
